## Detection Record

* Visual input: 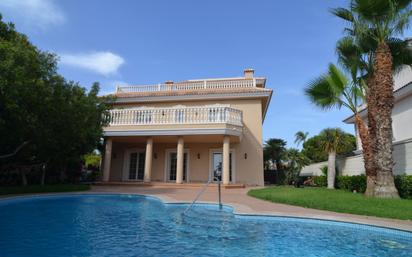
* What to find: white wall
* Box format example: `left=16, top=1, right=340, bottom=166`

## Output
left=394, top=66, right=412, bottom=91
left=351, top=66, right=412, bottom=150
left=353, top=91, right=412, bottom=151
left=392, top=95, right=412, bottom=142
left=301, top=139, right=412, bottom=176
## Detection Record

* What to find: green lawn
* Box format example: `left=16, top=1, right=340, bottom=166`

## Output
left=248, top=186, right=412, bottom=220
left=0, top=184, right=91, bottom=195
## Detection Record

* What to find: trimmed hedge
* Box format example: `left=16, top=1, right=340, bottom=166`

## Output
left=313, top=176, right=327, bottom=187
left=336, top=175, right=366, bottom=193
left=395, top=175, right=412, bottom=199
left=312, top=175, right=412, bottom=199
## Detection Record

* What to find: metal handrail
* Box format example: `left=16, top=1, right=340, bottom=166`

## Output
left=183, top=180, right=213, bottom=214
left=183, top=173, right=224, bottom=215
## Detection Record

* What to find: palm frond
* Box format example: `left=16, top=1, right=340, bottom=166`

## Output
left=388, top=37, right=412, bottom=71
left=305, top=74, right=342, bottom=110
left=331, top=7, right=355, bottom=22
left=352, top=0, right=393, bottom=21
left=319, top=128, right=349, bottom=153
left=328, top=63, right=349, bottom=92
left=392, top=9, right=412, bottom=35
left=395, top=0, right=412, bottom=10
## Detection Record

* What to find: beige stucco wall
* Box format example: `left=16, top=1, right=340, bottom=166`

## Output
left=109, top=142, right=221, bottom=182
left=108, top=140, right=262, bottom=184
left=105, top=98, right=265, bottom=185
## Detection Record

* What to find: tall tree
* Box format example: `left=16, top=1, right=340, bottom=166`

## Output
left=302, top=131, right=356, bottom=164
left=318, top=128, right=353, bottom=189
left=283, top=148, right=310, bottom=185
left=263, top=138, right=287, bottom=170
left=302, top=135, right=329, bottom=163
left=304, top=63, right=376, bottom=195
left=335, top=37, right=379, bottom=196
left=294, top=131, right=309, bottom=147
left=332, top=0, right=412, bottom=198
left=0, top=15, right=112, bottom=185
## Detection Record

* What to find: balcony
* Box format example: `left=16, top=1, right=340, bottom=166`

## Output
left=104, top=106, right=243, bottom=137
left=115, top=78, right=259, bottom=94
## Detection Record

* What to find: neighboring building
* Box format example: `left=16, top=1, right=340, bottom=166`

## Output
left=101, top=69, right=272, bottom=186
left=301, top=66, right=412, bottom=176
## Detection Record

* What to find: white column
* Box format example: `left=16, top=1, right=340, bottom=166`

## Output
left=176, top=136, right=184, bottom=184
left=144, top=137, right=153, bottom=182
left=103, top=138, right=112, bottom=182
left=222, top=136, right=230, bottom=185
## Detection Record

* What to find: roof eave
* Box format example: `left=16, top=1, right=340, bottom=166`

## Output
left=262, top=89, right=273, bottom=123
left=342, top=82, right=412, bottom=124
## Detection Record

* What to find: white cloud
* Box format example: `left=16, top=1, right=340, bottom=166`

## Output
left=60, top=52, right=125, bottom=76
left=0, top=0, right=65, bottom=28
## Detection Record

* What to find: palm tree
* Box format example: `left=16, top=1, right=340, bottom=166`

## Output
left=284, top=148, right=310, bottom=184
left=294, top=131, right=309, bottom=147
left=263, top=138, right=287, bottom=170
left=332, top=0, right=412, bottom=198
left=304, top=63, right=377, bottom=195
left=334, top=37, right=380, bottom=196
left=318, top=128, right=351, bottom=189
left=334, top=24, right=412, bottom=195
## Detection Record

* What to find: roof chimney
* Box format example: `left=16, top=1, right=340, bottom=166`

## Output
left=164, top=80, right=174, bottom=85
left=244, top=68, right=254, bottom=79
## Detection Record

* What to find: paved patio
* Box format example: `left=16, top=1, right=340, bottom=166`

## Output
left=90, top=185, right=412, bottom=232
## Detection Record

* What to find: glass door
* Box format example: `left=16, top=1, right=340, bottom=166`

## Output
left=211, top=152, right=232, bottom=182
left=168, top=152, right=187, bottom=181
left=128, top=152, right=145, bottom=180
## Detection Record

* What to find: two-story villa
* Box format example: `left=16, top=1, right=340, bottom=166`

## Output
left=101, top=69, right=272, bottom=186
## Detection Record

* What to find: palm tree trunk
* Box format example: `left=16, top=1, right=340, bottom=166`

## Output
left=371, top=42, right=399, bottom=198
left=327, top=151, right=336, bottom=189
left=354, top=114, right=376, bottom=196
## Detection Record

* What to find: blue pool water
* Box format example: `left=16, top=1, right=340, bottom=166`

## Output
left=0, top=194, right=411, bottom=257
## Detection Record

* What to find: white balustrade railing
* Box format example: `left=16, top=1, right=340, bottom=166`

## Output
left=116, top=78, right=256, bottom=93
left=106, top=106, right=243, bottom=127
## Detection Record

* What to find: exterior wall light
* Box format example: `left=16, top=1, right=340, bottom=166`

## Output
left=197, top=153, right=201, bottom=159
left=244, top=153, right=247, bottom=159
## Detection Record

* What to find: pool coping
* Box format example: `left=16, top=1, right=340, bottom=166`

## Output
left=2, top=191, right=412, bottom=234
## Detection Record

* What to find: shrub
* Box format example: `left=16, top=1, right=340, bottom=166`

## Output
left=312, top=174, right=412, bottom=198
left=313, top=176, right=327, bottom=187
left=336, top=175, right=366, bottom=193
left=87, top=171, right=101, bottom=182
left=394, top=175, right=412, bottom=199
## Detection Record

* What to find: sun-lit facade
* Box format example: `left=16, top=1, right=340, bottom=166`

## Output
left=101, top=69, right=272, bottom=186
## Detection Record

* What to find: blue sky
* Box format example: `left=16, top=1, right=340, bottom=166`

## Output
left=1, top=0, right=369, bottom=147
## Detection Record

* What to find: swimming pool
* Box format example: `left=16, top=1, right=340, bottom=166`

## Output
left=0, top=194, right=411, bottom=257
